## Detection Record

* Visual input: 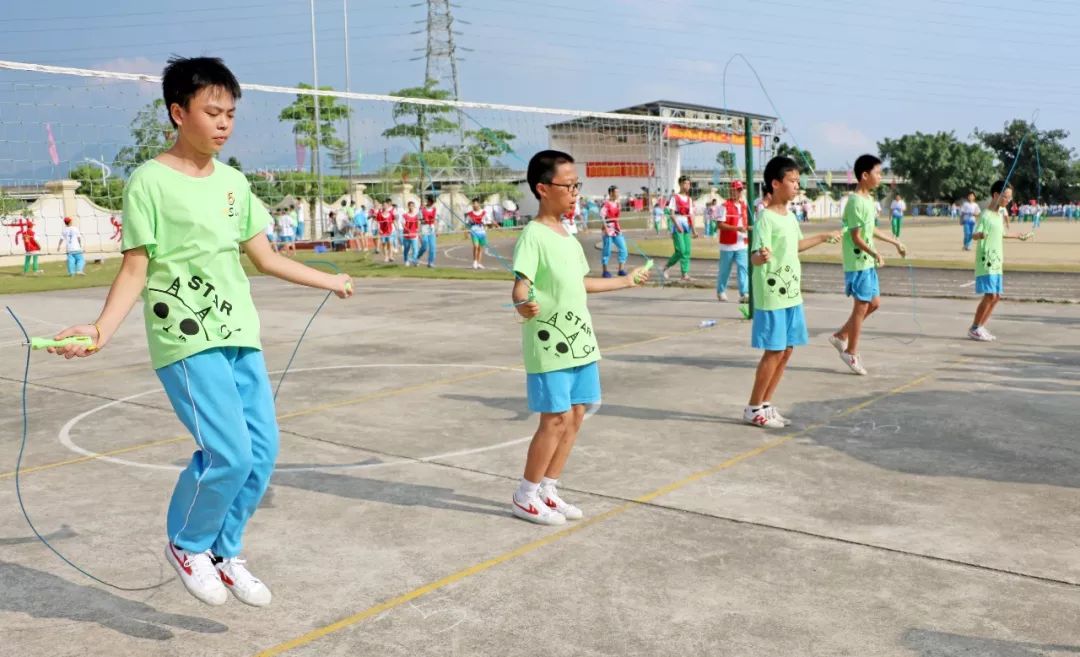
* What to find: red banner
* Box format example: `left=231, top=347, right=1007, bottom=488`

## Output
left=585, top=161, right=654, bottom=178
left=664, top=125, right=763, bottom=147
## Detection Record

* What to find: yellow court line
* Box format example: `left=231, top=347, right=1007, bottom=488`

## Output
left=252, top=359, right=956, bottom=657
left=0, top=324, right=720, bottom=482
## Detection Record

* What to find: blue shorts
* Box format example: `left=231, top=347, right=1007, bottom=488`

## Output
left=844, top=268, right=880, bottom=302
left=975, top=274, right=1003, bottom=294
left=526, top=362, right=601, bottom=414
left=751, top=304, right=808, bottom=351
left=279, top=236, right=294, bottom=243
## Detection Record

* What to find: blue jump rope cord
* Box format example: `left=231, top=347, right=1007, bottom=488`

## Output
left=7, top=253, right=347, bottom=588
left=5, top=305, right=167, bottom=591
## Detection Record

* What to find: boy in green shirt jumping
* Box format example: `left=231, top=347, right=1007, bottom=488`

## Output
left=509, top=150, right=649, bottom=525
left=969, top=179, right=1031, bottom=341
left=829, top=155, right=906, bottom=376
left=49, top=57, right=352, bottom=607
left=744, top=156, right=839, bottom=428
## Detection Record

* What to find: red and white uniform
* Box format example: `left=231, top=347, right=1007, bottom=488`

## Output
left=402, top=212, right=420, bottom=239
left=600, top=200, right=622, bottom=237
left=420, top=205, right=437, bottom=235
left=466, top=209, right=486, bottom=226
left=376, top=209, right=395, bottom=237
left=667, top=194, right=695, bottom=233
left=22, top=227, right=41, bottom=253
left=720, top=199, right=749, bottom=251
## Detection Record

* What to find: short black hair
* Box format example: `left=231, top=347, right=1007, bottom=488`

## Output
left=527, top=149, right=575, bottom=200
left=853, top=154, right=882, bottom=182
left=990, top=179, right=1012, bottom=196
left=161, top=56, right=241, bottom=128
left=678, top=175, right=690, bottom=184
left=425, top=194, right=435, bottom=203
left=608, top=185, right=618, bottom=193
left=472, top=197, right=481, bottom=203
left=763, top=156, right=799, bottom=192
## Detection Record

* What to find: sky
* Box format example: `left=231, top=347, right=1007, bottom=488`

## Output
left=1, top=0, right=1078, bottom=180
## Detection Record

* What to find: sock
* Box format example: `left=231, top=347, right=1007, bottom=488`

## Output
left=762, top=401, right=772, bottom=408
left=971, top=323, right=979, bottom=331
left=749, top=404, right=764, bottom=413
left=516, top=478, right=540, bottom=501
left=540, top=477, right=558, bottom=491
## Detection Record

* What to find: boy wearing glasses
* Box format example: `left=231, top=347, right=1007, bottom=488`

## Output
left=509, top=150, right=649, bottom=525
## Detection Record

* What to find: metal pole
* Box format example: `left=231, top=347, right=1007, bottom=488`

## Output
left=310, top=0, right=325, bottom=241
left=343, top=0, right=354, bottom=194
left=744, top=116, right=755, bottom=319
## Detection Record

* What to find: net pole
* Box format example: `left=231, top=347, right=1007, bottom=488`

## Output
left=310, top=0, right=325, bottom=241
left=744, top=116, right=755, bottom=319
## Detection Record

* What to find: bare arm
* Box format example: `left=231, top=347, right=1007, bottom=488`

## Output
left=798, top=231, right=841, bottom=253
left=872, top=227, right=907, bottom=255
left=244, top=231, right=352, bottom=297
left=584, top=266, right=650, bottom=293
left=50, top=247, right=150, bottom=357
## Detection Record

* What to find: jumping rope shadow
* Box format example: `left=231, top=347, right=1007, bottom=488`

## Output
left=0, top=560, right=227, bottom=641
left=901, top=628, right=1080, bottom=656
left=602, top=353, right=840, bottom=376
left=440, top=393, right=721, bottom=425
left=789, top=385, right=1080, bottom=489
left=0, top=524, right=76, bottom=546
left=270, top=471, right=507, bottom=518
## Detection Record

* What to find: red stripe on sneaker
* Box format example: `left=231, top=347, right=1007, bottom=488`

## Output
left=513, top=500, right=539, bottom=516
left=218, top=569, right=235, bottom=586
left=168, top=544, right=193, bottom=576
left=544, top=497, right=557, bottom=509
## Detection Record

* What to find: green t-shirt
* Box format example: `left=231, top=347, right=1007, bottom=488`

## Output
left=121, top=159, right=270, bottom=369
left=512, top=220, right=600, bottom=374
left=975, top=209, right=1004, bottom=276
left=750, top=209, right=803, bottom=311
left=842, top=193, right=877, bottom=272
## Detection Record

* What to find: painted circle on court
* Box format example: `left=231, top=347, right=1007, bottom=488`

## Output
left=59, top=363, right=600, bottom=473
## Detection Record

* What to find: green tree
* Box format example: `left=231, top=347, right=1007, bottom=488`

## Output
left=975, top=120, right=1078, bottom=202
left=68, top=163, right=125, bottom=210
left=114, top=99, right=174, bottom=175
left=774, top=143, right=816, bottom=174
left=381, top=80, right=458, bottom=156
left=878, top=131, right=997, bottom=201
left=226, top=156, right=243, bottom=170
left=278, top=84, right=351, bottom=174
left=0, top=189, right=25, bottom=214
left=716, top=150, right=736, bottom=174
left=327, top=141, right=355, bottom=177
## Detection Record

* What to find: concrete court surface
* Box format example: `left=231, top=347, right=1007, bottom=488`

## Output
left=0, top=276, right=1078, bottom=657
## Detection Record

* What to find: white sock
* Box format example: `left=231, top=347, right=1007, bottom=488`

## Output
left=749, top=404, right=764, bottom=413
left=762, top=401, right=772, bottom=408
left=516, top=478, right=540, bottom=501
left=540, top=477, right=558, bottom=492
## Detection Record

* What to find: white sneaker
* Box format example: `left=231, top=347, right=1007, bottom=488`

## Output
left=765, top=405, right=792, bottom=427
left=743, top=405, right=784, bottom=429
left=717, top=291, right=729, bottom=302
left=829, top=334, right=848, bottom=354
left=511, top=493, right=566, bottom=526
left=216, top=557, right=272, bottom=607
left=165, top=543, right=228, bottom=606
left=477, top=263, right=485, bottom=269
left=968, top=327, right=992, bottom=342
left=981, top=327, right=997, bottom=341
left=840, top=352, right=868, bottom=375
left=472, top=261, right=478, bottom=269
left=540, top=486, right=583, bottom=521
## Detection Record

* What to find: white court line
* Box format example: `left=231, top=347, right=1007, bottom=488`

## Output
left=959, top=281, right=976, bottom=288
left=58, top=363, right=579, bottom=474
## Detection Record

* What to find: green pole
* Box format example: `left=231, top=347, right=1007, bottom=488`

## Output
left=744, top=117, right=755, bottom=319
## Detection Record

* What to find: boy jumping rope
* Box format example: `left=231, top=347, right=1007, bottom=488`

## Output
left=510, top=150, right=649, bottom=525
left=969, top=180, right=1031, bottom=341
left=48, top=57, right=353, bottom=607
left=829, top=155, right=906, bottom=376
left=744, top=156, right=839, bottom=428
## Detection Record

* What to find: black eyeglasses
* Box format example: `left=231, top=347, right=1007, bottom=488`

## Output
left=545, top=181, right=582, bottom=193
